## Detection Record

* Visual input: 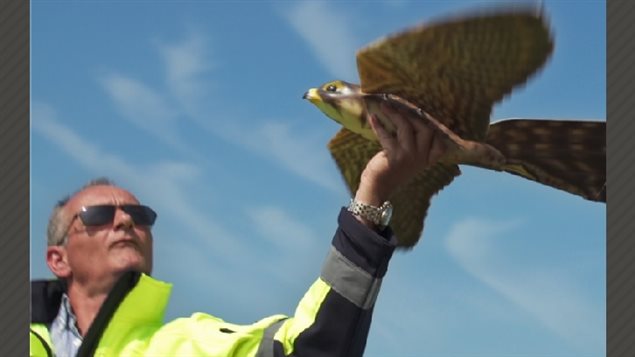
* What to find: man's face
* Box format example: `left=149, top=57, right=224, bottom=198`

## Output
left=57, top=185, right=153, bottom=284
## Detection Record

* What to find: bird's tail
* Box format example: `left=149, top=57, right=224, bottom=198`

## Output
left=485, top=118, right=606, bottom=202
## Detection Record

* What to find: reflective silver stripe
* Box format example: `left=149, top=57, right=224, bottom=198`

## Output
left=320, top=247, right=382, bottom=309
left=255, top=318, right=287, bottom=357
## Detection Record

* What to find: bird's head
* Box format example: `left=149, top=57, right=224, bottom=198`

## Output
left=303, top=80, right=368, bottom=131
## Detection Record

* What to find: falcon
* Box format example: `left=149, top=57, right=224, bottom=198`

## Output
left=303, top=5, right=606, bottom=248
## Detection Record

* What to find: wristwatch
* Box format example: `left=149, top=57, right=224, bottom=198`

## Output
left=347, top=199, right=393, bottom=228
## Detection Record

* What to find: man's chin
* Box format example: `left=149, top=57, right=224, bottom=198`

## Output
left=112, top=254, right=151, bottom=275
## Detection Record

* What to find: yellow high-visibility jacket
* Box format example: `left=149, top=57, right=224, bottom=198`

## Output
left=30, top=209, right=396, bottom=357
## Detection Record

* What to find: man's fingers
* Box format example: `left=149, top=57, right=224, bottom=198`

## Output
left=410, top=114, right=435, bottom=153
left=410, top=113, right=432, bottom=136
left=379, top=102, right=415, bottom=152
left=428, top=133, right=447, bottom=165
left=369, top=114, right=397, bottom=152
left=372, top=100, right=448, bottom=173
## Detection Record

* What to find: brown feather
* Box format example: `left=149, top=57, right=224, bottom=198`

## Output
left=356, top=7, right=553, bottom=141
left=486, top=119, right=606, bottom=202
left=328, top=128, right=461, bottom=247
left=311, top=6, right=604, bottom=249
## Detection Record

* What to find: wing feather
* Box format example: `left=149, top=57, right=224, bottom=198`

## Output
left=486, top=119, right=606, bottom=202
left=356, top=6, right=553, bottom=141
left=328, top=128, right=461, bottom=247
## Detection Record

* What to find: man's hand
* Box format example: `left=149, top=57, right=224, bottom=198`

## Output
left=354, top=102, right=447, bottom=218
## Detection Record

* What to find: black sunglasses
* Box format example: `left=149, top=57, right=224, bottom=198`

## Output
left=75, top=204, right=157, bottom=227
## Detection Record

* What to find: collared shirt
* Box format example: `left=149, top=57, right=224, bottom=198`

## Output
left=49, top=293, right=83, bottom=357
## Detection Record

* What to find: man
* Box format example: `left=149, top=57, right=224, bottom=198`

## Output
left=30, top=104, right=446, bottom=357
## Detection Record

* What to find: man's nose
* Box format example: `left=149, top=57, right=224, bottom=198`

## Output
left=113, top=207, right=134, bottom=230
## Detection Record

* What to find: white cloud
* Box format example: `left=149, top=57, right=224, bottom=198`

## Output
left=99, top=29, right=344, bottom=195
left=198, top=114, right=345, bottom=194
left=32, top=102, right=322, bottom=318
left=246, top=205, right=316, bottom=250
left=283, top=1, right=359, bottom=80
left=98, top=72, right=205, bottom=158
left=100, top=72, right=178, bottom=132
left=445, top=217, right=604, bottom=352
left=368, top=273, right=455, bottom=355
left=156, top=30, right=213, bottom=113
left=31, top=101, right=246, bottom=261
left=151, top=29, right=345, bottom=194
left=244, top=204, right=325, bottom=288
left=32, top=102, right=119, bottom=169
left=246, top=120, right=344, bottom=194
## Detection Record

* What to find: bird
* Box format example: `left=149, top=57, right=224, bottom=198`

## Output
left=303, top=5, right=606, bottom=248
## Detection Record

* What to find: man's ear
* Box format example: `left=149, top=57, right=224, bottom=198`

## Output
left=46, top=246, right=71, bottom=279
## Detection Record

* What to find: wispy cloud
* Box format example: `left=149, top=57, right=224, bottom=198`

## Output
left=368, top=271, right=455, bottom=355
left=155, top=30, right=213, bottom=114
left=244, top=204, right=326, bottom=294
left=246, top=205, right=317, bottom=250
left=282, top=1, right=359, bottom=80
left=240, top=120, right=345, bottom=194
left=445, top=217, right=604, bottom=352
left=31, top=101, right=246, bottom=261
left=152, top=30, right=344, bottom=194
left=98, top=72, right=205, bottom=161
left=32, top=101, right=328, bottom=317
left=100, top=72, right=178, bottom=132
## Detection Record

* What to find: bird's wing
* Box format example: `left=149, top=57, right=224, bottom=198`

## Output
left=389, top=163, right=461, bottom=247
left=328, top=128, right=382, bottom=194
left=328, top=128, right=461, bottom=247
left=356, top=6, right=553, bottom=141
left=486, top=119, right=606, bottom=202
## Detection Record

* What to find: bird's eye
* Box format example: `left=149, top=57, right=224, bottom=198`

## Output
left=326, top=84, right=337, bottom=92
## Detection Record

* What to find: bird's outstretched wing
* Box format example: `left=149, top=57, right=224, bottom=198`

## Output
left=486, top=119, right=606, bottom=202
left=328, top=128, right=461, bottom=247
left=389, top=164, right=461, bottom=247
left=327, top=128, right=382, bottom=194
left=356, top=6, right=553, bottom=141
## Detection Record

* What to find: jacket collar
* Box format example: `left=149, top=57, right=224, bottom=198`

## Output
left=75, top=272, right=172, bottom=357
left=31, top=278, right=67, bottom=324
left=31, top=272, right=173, bottom=357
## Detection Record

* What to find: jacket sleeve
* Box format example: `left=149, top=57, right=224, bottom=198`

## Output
left=137, top=208, right=396, bottom=357
left=261, top=208, right=397, bottom=357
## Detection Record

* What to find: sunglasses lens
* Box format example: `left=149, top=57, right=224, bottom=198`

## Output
left=122, top=205, right=157, bottom=226
left=78, top=205, right=157, bottom=227
left=79, top=205, right=116, bottom=226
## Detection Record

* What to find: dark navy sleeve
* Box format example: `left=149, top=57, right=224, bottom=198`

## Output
left=264, top=208, right=396, bottom=357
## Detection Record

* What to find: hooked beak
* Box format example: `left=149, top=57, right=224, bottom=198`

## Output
left=303, top=88, right=321, bottom=104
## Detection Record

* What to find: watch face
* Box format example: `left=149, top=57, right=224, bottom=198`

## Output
left=380, top=205, right=393, bottom=226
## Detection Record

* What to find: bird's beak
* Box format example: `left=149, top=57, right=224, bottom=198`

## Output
left=303, top=88, right=321, bottom=104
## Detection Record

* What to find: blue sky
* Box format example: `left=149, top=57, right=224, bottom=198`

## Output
left=30, top=1, right=605, bottom=356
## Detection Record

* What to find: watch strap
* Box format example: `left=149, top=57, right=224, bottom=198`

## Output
left=347, top=199, right=391, bottom=227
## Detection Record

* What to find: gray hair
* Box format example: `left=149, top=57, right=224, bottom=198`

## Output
left=47, top=177, right=117, bottom=246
